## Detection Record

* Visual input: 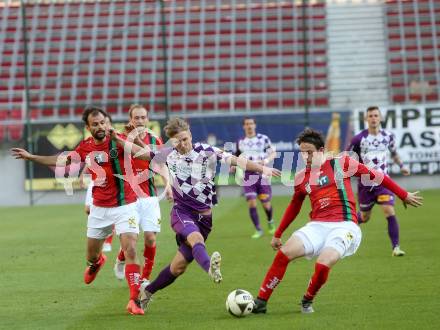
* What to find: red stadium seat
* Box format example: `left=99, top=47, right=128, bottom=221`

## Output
left=8, top=124, right=24, bottom=141
left=385, top=0, right=439, bottom=103
left=1, top=1, right=329, bottom=118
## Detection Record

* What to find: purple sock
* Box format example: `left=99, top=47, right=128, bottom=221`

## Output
left=192, top=242, right=211, bottom=273
left=249, top=207, right=261, bottom=230
left=386, top=215, right=400, bottom=248
left=264, top=206, right=273, bottom=222
left=146, top=265, right=176, bottom=294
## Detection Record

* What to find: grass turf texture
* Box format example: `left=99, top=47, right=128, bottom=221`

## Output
left=0, top=190, right=439, bottom=329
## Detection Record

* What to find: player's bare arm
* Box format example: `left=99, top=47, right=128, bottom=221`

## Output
left=10, top=148, right=72, bottom=166
left=227, top=155, right=281, bottom=177
left=353, top=157, right=422, bottom=208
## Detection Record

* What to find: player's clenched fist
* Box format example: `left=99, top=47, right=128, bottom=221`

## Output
left=271, top=237, right=282, bottom=250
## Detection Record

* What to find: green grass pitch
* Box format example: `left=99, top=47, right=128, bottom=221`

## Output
left=0, top=190, right=439, bottom=329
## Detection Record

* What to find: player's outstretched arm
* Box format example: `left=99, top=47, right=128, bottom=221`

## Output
left=350, top=157, right=422, bottom=207
left=10, top=148, right=67, bottom=166
left=228, top=155, right=281, bottom=177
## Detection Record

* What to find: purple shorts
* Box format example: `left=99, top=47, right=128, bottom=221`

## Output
left=242, top=171, right=272, bottom=202
left=171, top=206, right=212, bottom=263
left=358, top=184, right=395, bottom=212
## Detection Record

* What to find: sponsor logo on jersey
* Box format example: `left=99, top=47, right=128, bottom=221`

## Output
left=128, top=216, right=137, bottom=228
left=317, top=175, right=329, bottom=186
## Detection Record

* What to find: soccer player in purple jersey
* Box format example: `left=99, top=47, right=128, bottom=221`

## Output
left=347, top=106, right=411, bottom=256
left=111, top=117, right=281, bottom=312
left=235, top=118, right=277, bottom=238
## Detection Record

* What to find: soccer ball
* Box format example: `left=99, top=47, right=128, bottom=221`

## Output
left=225, top=289, right=255, bottom=317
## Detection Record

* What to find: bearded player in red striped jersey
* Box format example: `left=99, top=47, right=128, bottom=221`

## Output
left=252, top=128, right=422, bottom=314
left=114, top=104, right=173, bottom=283
left=11, top=106, right=145, bottom=315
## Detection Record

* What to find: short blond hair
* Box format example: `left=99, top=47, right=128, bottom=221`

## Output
left=164, top=117, right=190, bottom=138
left=128, top=104, right=147, bottom=118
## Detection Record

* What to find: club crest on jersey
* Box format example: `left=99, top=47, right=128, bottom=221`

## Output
left=317, top=175, right=329, bottom=186
left=109, top=148, right=119, bottom=159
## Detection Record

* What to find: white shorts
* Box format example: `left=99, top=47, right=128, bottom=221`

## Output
left=137, top=197, right=161, bottom=233
left=87, top=203, right=139, bottom=239
left=293, top=221, right=362, bottom=259
left=85, top=181, right=93, bottom=207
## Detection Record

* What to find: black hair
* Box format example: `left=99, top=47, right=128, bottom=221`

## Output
left=82, top=106, right=107, bottom=125
left=297, top=128, right=325, bottom=150
left=242, top=117, right=256, bottom=125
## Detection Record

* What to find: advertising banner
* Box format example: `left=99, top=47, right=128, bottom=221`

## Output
left=25, top=111, right=351, bottom=190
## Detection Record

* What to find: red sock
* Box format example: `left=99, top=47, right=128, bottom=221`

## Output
left=304, top=263, right=330, bottom=301
left=125, top=263, right=141, bottom=300
left=258, top=250, right=290, bottom=301
left=117, top=249, right=125, bottom=262
left=104, top=234, right=113, bottom=244
left=142, top=245, right=156, bottom=280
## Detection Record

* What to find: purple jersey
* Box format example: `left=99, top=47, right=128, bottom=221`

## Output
left=152, top=143, right=232, bottom=212
left=347, top=129, right=397, bottom=175
left=237, top=133, right=273, bottom=162
left=237, top=133, right=273, bottom=179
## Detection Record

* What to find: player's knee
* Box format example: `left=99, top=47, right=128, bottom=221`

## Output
left=318, top=246, right=342, bottom=267
left=362, top=213, right=371, bottom=222
left=173, top=264, right=187, bottom=276
left=123, top=245, right=137, bottom=260
left=248, top=200, right=257, bottom=208
left=144, top=232, right=156, bottom=246
left=144, top=238, right=156, bottom=247
left=317, top=254, right=338, bottom=267
left=170, top=261, right=187, bottom=276
left=383, top=208, right=395, bottom=217
left=262, top=202, right=271, bottom=209
left=186, top=232, right=204, bottom=246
